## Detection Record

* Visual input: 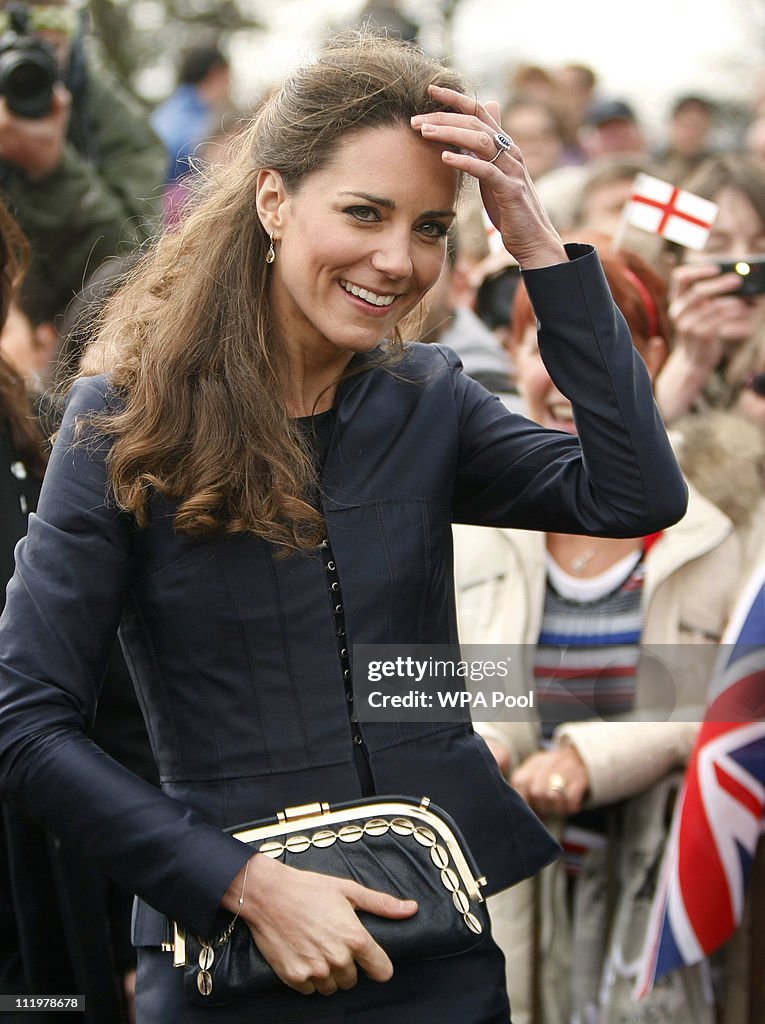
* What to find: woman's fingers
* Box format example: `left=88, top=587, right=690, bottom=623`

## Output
left=349, top=935, right=395, bottom=985
left=669, top=261, right=749, bottom=356
left=243, top=855, right=419, bottom=996
left=669, top=262, right=740, bottom=305
left=339, top=882, right=417, bottom=982
left=485, top=99, right=501, bottom=124
left=280, top=946, right=358, bottom=996
left=416, top=121, right=518, bottom=166
left=414, top=90, right=565, bottom=269
left=427, top=83, right=499, bottom=126
left=672, top=269, right=742, bottom=305
left=332, top=957, right=360, bottom=991
left=290, top=977, right=318, bottom=996
left=344, top=883, right=418, bottom=920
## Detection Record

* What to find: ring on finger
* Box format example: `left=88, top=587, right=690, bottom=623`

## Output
left=488, top=131, right=514, bottom=164
left=547, top=772, right=568, bottom=794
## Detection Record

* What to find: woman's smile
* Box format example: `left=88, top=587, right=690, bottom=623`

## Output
left=338, top=278, right=401, bottom=309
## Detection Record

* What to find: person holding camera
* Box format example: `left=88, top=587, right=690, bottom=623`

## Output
left=655, top=155, right=765, bottom=423
left=0, top=0, right=164, bottom=331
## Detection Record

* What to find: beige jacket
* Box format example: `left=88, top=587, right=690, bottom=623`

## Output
left=454, top=482, right=744, bottom=806
left=454, top=484, right=746, bottom=1024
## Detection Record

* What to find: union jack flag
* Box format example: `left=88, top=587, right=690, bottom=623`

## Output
left=635, top=559, right=765, bottom=997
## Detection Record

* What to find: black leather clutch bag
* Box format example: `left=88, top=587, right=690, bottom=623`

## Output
left=171, top=795, right=489, bottom=1007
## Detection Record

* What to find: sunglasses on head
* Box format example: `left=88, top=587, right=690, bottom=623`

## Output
left=744, top=372, right=765, bottom=398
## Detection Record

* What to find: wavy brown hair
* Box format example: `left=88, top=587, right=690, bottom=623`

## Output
left=0, top=203, right=46, bottom=478
left=82, top=30, right=466, bottom=550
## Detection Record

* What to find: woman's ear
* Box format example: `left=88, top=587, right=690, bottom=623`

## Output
left=642, top=335, right=669, bottom=380
left=256, top=169, right=289, bottom=237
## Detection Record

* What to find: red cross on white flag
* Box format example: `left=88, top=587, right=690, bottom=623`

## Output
left=625, top=173, right=719, bottom=250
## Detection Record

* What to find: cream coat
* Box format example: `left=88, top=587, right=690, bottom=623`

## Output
left=453, top=483, right=745, bottom=1024
left=455, top=482, right=742, bottom=805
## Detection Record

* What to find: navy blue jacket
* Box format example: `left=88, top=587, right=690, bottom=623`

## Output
left=0, top=245, right=687, bottom=947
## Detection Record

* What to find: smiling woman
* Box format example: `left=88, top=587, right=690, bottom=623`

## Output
left=259, top=124, right=458, bottom=395
left=0, top=28, right=687, bottom=1024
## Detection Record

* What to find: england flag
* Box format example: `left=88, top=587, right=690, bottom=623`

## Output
left=625, top=173, right=719, bottom=250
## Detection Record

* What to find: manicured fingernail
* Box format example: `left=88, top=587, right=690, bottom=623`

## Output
left=410, top=115, right=422, bottom=125
left=421, top=123, right=437, bottom=133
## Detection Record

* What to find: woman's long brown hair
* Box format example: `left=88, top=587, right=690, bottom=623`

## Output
left=81, top=30, right=466, bottom=550
left=0, top=204, right=46, bottom=478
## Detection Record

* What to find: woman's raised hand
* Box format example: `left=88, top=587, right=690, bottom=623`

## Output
left=654, top=262, right=746, bottom=421
left=411, top=85, right=566, bottom=270
left=223, top=853, right=417, bottom=996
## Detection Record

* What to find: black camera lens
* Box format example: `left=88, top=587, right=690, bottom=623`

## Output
left=0, top=35, right=58, bottom=118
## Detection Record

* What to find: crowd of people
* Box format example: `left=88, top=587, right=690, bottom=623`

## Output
left=0, top=2, right=762, bottom=1024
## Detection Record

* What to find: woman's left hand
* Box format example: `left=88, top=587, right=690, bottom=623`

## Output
left=511, top=745, right=590, bottom=817
left=411, top=85, right=566, bottom=270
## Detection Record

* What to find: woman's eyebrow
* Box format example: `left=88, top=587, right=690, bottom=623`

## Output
left=338, top=191, right=456, bottom=219
left=340, top=191, right=395, bottom=209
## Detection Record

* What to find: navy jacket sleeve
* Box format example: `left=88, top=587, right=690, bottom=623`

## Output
left=451, top=244, right=687, bottom=535
left=0, top=377, right=250, bottom=936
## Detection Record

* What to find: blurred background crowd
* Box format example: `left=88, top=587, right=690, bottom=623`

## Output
left=0, top=1, right=764, bottom=1022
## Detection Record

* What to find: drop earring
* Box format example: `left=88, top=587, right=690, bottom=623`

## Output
left=266, top=234, right=276, bottom=264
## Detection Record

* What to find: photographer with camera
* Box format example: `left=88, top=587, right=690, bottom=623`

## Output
left=0, top=0, right=164, bottom=337
left=656, top=155, right=765, bottom=423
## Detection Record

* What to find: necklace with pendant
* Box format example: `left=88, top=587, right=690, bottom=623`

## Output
left=570, top=547, right=597, bottom=575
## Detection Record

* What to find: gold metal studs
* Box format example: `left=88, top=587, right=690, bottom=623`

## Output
left=413, top=826, right=436, bottom=847
left=464, top=912, right=483, bottom=934
left=258, top=841, right=284, bottom=859
left=285, top=834, right=311, bottom=853
left=390, top=818, right=415, bottom=836
left=312, top=829, right=337, bottom=848
left=440, top=867, right=459, bottom=893
left=430, top=844, right=449, bottom=869
left=364, top=818, right=390, bottom=836
left=452, top=890, right=470, bottom=914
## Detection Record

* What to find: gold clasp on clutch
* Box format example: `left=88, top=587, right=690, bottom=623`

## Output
left=172, top=924, right=186, bottom=967
left=277, top=801, right=330, bottom=824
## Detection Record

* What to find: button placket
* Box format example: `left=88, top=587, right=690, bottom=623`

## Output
left=319, top=536, right=363, bottom=750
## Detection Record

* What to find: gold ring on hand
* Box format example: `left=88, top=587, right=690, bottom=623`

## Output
left=547, top=772, right=568, bottom=794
